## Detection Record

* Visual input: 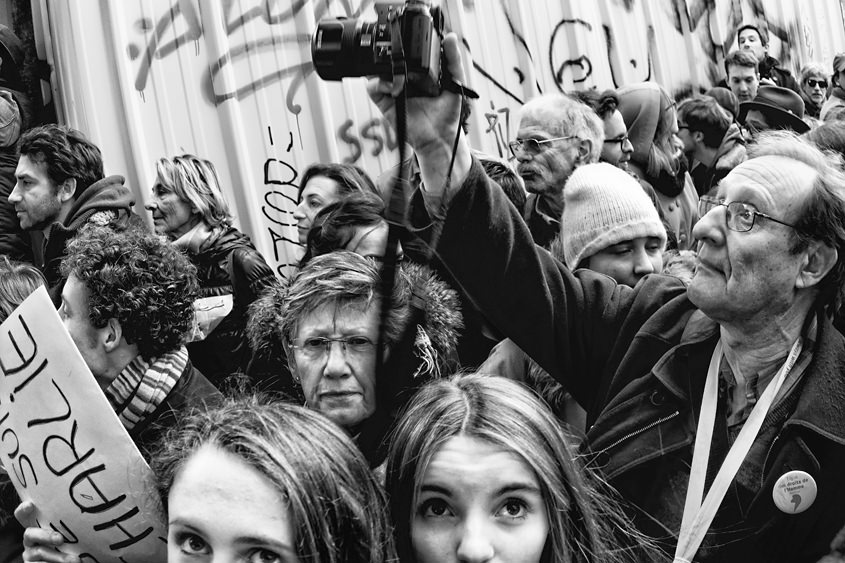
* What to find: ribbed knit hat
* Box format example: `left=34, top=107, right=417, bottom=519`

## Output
left=562, top=162, right=667, bottom=269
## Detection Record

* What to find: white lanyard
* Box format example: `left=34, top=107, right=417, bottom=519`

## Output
left=673, top=337, right=803, bottom=563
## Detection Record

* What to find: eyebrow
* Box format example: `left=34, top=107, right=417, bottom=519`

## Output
left=233, top=536, right=296, bottom=555
left=419, top=482, right=542, bottom=496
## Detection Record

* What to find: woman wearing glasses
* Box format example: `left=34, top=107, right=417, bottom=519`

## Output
left=145, top=155, right=277, bottom=390
left=798, top=62, right=828, bottom=122
left=247, top=250, right=462, bottom=466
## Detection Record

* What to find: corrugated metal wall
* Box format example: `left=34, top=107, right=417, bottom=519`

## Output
left=38, top=0, right=845, bottom=279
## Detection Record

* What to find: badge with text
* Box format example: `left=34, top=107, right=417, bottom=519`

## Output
left=0, top=287, right=167, bottom=562
left=772, top=470, right=817, bottom=514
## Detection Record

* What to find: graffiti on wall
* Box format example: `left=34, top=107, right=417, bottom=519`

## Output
left=122, top=0, right=835, bottom=276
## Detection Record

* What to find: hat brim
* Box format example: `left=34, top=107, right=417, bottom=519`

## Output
left=738, top=100, right=810, bottom=133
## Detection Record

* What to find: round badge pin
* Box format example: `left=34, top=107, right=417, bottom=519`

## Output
left=772, top=470, right=817, bottom=514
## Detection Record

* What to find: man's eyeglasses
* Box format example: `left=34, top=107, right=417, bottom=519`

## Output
left=807, top=78, right=828, bottom=89
left=698, top=196, right=799, bottom=232
left=290, top=336, right=375, bottom=359
left=508, top=135, right=577, bottom=159
left=603, top=134, right=629, bottom=146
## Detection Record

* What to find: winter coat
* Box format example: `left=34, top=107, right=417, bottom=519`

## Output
left=0, top=147, right=31, bottom=262
left=820, top=87, right=845, bottom=122
left=36, top=175, right=143, bottom=304
left=758, top=55, right=800, bottom=93
left=411, top=157, right=845, bottom=562
left=690, top=123, right=748, bottom=196
left=184, top=226, right=276, bottom=389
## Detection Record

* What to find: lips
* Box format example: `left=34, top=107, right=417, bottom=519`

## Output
left=319, top=390, right=360, bottom=401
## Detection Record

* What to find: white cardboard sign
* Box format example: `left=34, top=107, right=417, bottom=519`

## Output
left=0, top=286, right=167, bottom=562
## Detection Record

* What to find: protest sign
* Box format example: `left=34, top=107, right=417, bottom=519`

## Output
left=0, top=286, right=167, bottom=562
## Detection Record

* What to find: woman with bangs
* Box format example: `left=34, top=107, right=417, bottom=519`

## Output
left=386, top=374, right=659, bottom=563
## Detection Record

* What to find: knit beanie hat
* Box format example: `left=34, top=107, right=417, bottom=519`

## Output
left=562, top=162, right=667, bottom=269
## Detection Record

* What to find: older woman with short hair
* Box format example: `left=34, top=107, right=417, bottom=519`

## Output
left=248, top=251, right=462, bottom=465
left=146, top=154, right=276, bottom=389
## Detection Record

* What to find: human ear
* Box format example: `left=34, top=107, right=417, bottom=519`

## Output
left=102, top=317, right=124, bottom=353
left=796, top=241, right=837, bottom=290
left=58, top=178, right=76, bottom=203
left=576, top=139, right=593, bottom=163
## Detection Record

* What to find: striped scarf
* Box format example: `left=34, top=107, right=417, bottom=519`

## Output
left=104, top=347, right=188, bottom=431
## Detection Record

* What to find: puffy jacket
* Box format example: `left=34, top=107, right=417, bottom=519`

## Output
left=414, top=158, right=845, bottom=562
left=185, top=226, right=276, bottom=388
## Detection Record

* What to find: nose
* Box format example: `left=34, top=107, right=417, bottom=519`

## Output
left=622, top=138, right=634, bottom=154
left=144, top=199, right=157, bottom=211
left=322, top=341, right=351, bottom=379
left=8, top=183, right=21, bottom=204
left=692, top=204, right=726, bottom=247
left=456, top=517, right=495, bottom=562
left=632, top=248, right=657, bottom=277
left=292, top=201, right=306, bottom=220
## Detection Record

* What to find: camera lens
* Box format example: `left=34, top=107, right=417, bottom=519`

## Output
left=312, top=19, right=383, bottom=80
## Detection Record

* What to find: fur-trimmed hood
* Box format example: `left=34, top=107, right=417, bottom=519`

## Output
left=247, top=260, right=464, bottom=377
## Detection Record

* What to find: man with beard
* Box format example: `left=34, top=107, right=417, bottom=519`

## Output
left=8, top=124, right=141, bottom=303
left=510, top=94, right=603, bottom=248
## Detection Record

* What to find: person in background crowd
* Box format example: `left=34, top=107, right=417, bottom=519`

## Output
left=804, top=119, right=845, bottom=162
left=739, top=85, right=810, bottom=135
left=724, top=49, right=761, bottom=104
left=0, top=257, right=44, bottom=562
left=479, top=157, right=526, bottom=212
left=293, top=162, right=379, bottom=245
left=512, top=93, right=603, bottom=248
left=677, top=95, right=746, bottom=195
left=145, top=154, right=276, bottom=390
left=798, top=62, right=829, bottom=122
left=369, top=32, right=845, bottom=560
left=248, top=251, right=462, bottom=466
left=153, top=395, right=396, bottom=563
left=17, top=225, right=221, bottom=562
left=736, top=23, right=799, bottom=92
left=386, top=373, right=659, bottom=563
left=571, top=88, right=635, bottom=171
left=618, top=81, right=699, bottom=250
left=0, top=25, right=32, bottom=263
left=820, top=53, right=845, bottom=122
left=705, top=86, right=740, bottom=123
left=9, top=124, right=141, bottom=304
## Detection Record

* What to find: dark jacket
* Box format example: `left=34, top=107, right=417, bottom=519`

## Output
left=38, top=175, right=142, bottom=304
left=415, top=158, right=845, bottom=562
left=759, top=55, right=800, bottom=93
left=185, top=226, right=276, bottom=388
left=0, top=147, right=31, bottom=262
left=820, top=87, right=845, bottom=122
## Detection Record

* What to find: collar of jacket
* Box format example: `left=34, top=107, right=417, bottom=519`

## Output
left=651, top=308, right=845, bottom=446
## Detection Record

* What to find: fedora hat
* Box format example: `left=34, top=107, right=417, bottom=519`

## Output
left=738, top=86, right=810, bottom=133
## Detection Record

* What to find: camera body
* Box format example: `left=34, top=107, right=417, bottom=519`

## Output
left=311, top=0, right=442, bottom=97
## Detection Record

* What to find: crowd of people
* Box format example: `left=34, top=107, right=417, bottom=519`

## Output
left=2, top=19, right=845, bottom=563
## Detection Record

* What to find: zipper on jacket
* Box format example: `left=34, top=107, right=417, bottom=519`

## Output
left=601, top=410, right=680, bottom=452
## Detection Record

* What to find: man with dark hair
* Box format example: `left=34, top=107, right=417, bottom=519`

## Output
left=724, top=49, right=761, bottom=103
left=571, top=89, right=635, bottom=171
left=8, top=124, right=141, bottom=302
left=677, top=95, right=746, bottom=195
left=13, top=225, right=220, bottom=558
left=736, top=23, right=799, bottom=93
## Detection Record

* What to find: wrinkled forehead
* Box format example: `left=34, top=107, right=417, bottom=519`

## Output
left=720, top=155, right=815, bottom=207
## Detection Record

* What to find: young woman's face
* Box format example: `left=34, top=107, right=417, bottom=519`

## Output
left=585, top=236, right=664, bottom=287
left=167, top=445, right=301, bottom=563
left=293, top=176, right=341, bottom=244
left=412, top=435, right=549, bottom=563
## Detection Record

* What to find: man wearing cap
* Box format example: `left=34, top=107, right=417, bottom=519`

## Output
left=820, top=53, right=845, bottom=122
left=370, top=32, right=845, bottom=561
left=738, top=85, right=810, bottom=135
left=736, top=23, right=799, bottom=93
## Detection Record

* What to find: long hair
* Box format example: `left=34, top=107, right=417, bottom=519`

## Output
left=153, top=395, right=397, bottom=562
left=155, top=154, right=233, bottom=229
left=297, top=162, right=380, bottom=201
left=386, top=374, right=654, bottom=563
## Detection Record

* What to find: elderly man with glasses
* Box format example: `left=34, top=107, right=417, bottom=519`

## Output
left=509, top=93, right=603, bottom=248
left=369, top=33, right=845, bottom=562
